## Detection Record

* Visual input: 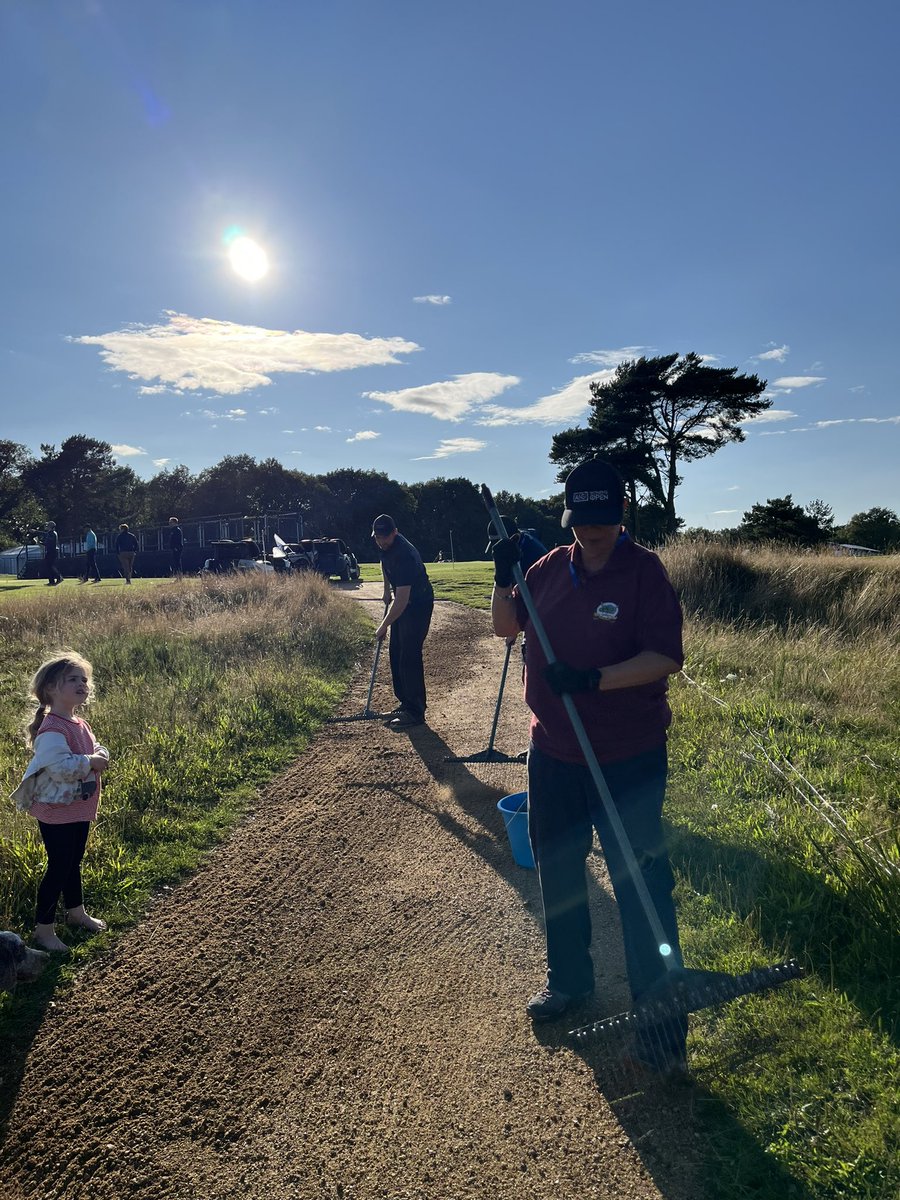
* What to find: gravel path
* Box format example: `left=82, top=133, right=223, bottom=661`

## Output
left=0, top=586, right=704, bottom=1199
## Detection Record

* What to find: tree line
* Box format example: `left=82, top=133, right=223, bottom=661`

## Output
left=3, top=352, right=897, bottom=560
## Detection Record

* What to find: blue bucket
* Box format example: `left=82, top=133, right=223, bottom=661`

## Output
left=497, top=791, right=535, bottom=869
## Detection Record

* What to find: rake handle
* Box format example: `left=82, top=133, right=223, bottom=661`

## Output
left=481, top=483, right=677, bottom=972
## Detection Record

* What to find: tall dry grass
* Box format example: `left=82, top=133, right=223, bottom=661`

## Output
left=661, top=540, right=900, bottom=634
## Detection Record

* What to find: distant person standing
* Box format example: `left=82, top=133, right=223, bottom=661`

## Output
left=80, top=527, right=101, bottom=584
left=372, top=514, right=435, bottom=729
left=39, top=522, right=63, bottom=587
left=115, top=524, right=139, bottom=584
left=168, top=517, right=184, bottom=577
left=485, top=515, right=547, bottom=577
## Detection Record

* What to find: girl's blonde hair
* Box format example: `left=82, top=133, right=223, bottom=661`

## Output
left=26, top=652, right=94, bottom=744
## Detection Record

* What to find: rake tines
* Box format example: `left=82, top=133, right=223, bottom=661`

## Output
left=569, top=959, right=804, bottom=1050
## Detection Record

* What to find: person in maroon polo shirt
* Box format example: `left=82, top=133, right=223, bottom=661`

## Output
left=490, top=457, right=687, bottom=1071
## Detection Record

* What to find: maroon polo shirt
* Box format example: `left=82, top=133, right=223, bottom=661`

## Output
left=513, top=535, right=683, bottom=765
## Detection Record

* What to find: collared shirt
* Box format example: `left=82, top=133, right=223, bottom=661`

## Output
left=517, top=529, right=548, bottom=575
left=378, top=533, right=434, bottom=607
left=514, top=536, right=683, bottom=765
left=84, top=530, right=97, bottom=551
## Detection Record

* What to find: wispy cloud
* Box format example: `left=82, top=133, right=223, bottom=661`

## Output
left=742, top=408, right=798, bottom=424
left=71, top=311, right=420, bottom=397
left=111, top=444, right=146, bottom=457
left=314, top=425, right=332, bottom=432
left=712, top=509, right=739, bottom=515
left=346, top=430, right=380, bottom=443
left=413, top=294, right=452, bottom=306
left=187, top=407, right=248, bottom=422
left=726, top=485, right=740, bottom=491
left=476, top=370, right=616, bottom=427
left=413, top=437, right=487, bottom=460
left=569, top=346, right=651, bottom=367
left=760, top=414, right=900, bottom=436
left=771, top=375, right=826, bottom=391
left=152, top=457, right=170, bottom=468
left=366, top=373, right=520, bottom=422
left=756, top=344, right=790, bottom=362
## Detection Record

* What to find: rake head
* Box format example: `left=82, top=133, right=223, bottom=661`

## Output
left=569, top=960, right=804, bottom=1059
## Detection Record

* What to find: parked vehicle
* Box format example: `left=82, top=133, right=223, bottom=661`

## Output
left=201, top=540, right=275, bottom=574
left=299, top=538, right=360, bottom=581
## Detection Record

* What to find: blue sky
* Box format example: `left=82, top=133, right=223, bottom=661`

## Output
left=2, top=0, right=898, bottom=529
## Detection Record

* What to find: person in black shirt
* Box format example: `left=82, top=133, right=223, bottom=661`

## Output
left=114, top=524, right=139, bottom=584
left=372, top=514, right=434, bottom=729
left=40, top=522, right=63, bottom=586
left=168, top=517, right=185, bottom=577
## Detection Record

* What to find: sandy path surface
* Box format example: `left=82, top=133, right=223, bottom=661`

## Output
left=0, top=586, right=705, bottom=1199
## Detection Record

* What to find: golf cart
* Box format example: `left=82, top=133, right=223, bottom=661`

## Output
left=201, top=540, right=275, bottom=574
left=299, top=538, right=360, bottom=581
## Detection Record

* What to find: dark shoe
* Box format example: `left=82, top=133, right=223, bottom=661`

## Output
left=389, top=712, right=423, bottom=729
left=383, top=705, right=407, bottom=719
left=526, top=986, right=591, bottom=1022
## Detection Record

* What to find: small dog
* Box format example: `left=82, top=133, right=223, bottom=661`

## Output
left=0, top=931, right=49, bottom=993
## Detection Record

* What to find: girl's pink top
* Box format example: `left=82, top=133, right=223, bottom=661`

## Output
left=30, top=713, right=101, bottom=824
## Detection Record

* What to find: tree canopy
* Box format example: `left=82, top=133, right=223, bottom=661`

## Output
left=550, top=352, right=769, bottom=537
left=835, top=507, right=900, bottom=552
left=737, top=495, right=833, bottom=546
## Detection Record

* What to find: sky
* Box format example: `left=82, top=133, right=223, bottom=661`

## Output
left=2, top=0, right=898, bottom=529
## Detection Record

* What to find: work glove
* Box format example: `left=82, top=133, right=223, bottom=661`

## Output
left=544, top=661, right=602, bottom=695
left=491, top=537, right=521, bottom=588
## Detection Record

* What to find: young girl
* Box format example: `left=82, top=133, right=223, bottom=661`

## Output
left=11, top=653, right=111, bottom=952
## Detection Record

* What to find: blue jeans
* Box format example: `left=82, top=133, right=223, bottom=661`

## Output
left=527, top=744, right=683, bottom=1007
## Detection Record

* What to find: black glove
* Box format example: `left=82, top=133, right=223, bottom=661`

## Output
left=491, top=537, right=521, bottom=588
left=543, top=661, right=602, bottom=695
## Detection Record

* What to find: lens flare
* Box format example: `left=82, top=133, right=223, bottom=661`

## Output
left=228, top=236, right=269, bottom=282
left=659, top=943, right=673, bottom=957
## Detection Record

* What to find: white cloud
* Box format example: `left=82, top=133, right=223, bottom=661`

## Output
left=569, top=346, right=650, bottom=367
left=413, top=294, right=452, bottom=305
left=346, top=430, right=381, bottom=443
left=366, top=373, right=520, bottom=422
left=281, top=429, right=294, bottom=434
left=712, top=509, right=739, bottom=515
left=850, top=385, right=865, bottom=394
left=138, top=384, right=169, bottom=395
left=257, top=407, right=278, bottom=415
left=152, top=457, right=170, bottom=467
left=772, top=376, right=826, bottom=390
left=290, top=451, right=303, bottom=456
left=111, top=444, right=146, bottom=457
left=476, top=369, right=616, bottom=427
left=756, top=344, right=790, bottom=362
left=413, top=437, right=487, bottom=460
left=191, top=407, right=247, bottom=422
left=742, top=408, right=798, bottom=424
left=726, top=485, right=740, bottom=491
left=759, top=414, right=900, bottom=436
left=314, top=425, right=332, bottom=432
left=70, top=311, right=420, bottom=396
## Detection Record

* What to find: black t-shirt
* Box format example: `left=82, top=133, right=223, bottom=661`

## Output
left=169, top=526, right=184, bottom=550
left=116, top=531, right=139, bottom=553
left=379, top=533, right=433, bottom=607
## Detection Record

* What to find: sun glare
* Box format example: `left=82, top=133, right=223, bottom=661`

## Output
left=228, top=236, right=269, bottom=282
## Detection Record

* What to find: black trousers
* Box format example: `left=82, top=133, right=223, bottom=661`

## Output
left=388, top=601, right=433, bottom=719
left=82, top=549, right=100, bottom=581
left=45, top=552, right=62, bottom=585
left=35, top=821, right=91, bottom=923
left=171, top=548, right=183, bottom=575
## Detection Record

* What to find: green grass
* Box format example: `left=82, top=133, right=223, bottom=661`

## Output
left=360, top=559, right=495, bottom=608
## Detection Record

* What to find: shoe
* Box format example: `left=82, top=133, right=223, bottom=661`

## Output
left=526, top=986, right=592, bottom=1022
left=384, top=705, right=406, bottom=718
left=389, top=712, right=423, bottom=729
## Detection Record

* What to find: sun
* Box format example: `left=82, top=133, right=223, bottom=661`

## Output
left=228, top=235, right=269, bottom=282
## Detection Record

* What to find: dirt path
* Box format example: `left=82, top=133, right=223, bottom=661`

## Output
left=0, top=588, right=704, bottom=1200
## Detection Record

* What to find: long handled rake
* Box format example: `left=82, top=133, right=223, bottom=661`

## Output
left=482, top=484, right=803, bottom=1069
left=444, top=639, right=527, bottom=764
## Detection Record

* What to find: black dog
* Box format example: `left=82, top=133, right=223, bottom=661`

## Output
left=0, top=932, right=49, bottom=993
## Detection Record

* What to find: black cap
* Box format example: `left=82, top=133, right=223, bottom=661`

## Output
left=371, top=514, right=397, bottom=536
left=561, top=459, right=625, bottom=528
left=485, top=515, right=518, bottom=555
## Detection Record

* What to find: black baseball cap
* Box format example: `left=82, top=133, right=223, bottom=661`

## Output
left=484, top=515, right=519, bottom=555
left=371, top=514, right=397, bottom=536
left=561, top=459, right=625, bottom=528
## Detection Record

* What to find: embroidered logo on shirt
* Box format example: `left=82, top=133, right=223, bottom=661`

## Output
left=593, top=601, right=619, bottom=621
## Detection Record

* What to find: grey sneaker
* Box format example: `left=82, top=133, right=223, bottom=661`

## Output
left=526, top=986, right=590, bottom=1022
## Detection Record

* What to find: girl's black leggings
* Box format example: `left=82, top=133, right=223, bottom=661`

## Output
left=35, top=821, right=91, bottom=924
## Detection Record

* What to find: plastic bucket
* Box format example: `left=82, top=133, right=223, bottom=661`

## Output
left=497, top=791, right=535, bottom=869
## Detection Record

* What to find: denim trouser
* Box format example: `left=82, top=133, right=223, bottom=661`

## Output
left=527, top=743, right=683, bottom=1008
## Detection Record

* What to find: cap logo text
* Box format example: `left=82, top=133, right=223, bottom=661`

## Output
left=573, top=490, right=609, bottom=503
